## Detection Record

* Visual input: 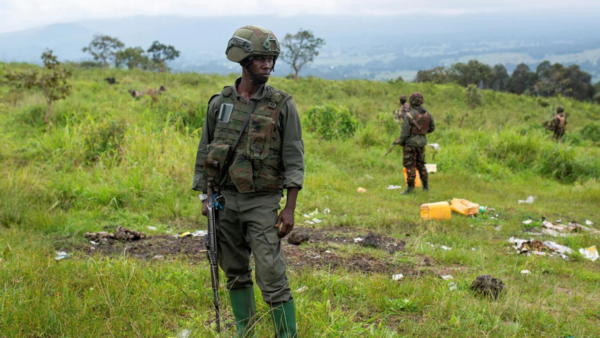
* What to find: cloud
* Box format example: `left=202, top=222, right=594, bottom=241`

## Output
left=1, top=0, right=599, bottom=33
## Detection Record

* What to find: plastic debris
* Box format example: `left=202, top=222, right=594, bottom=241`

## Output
left=90, top=241, right=98, bottom=245
left=387, top=185, right=403, bottom=190
left=357, top=187, right=367, bottom=193
left=518, top=196, right=535, bottom=204
left=509, top=237, right=573, bottom=257
left=541, top=220, right=600, bottom=237
left=312, top=218, right=323, bottom=224
left=296, top=286, right=309, bottom=293
left=448, top=282, right=457, bottom=291
left=392, top=273, right=404, bottom=281
left=441, top=245, right=452, bottom=251
left=521, top=270, right=531, bottom=275
left=451, top=198, right=480, bottom=216
left=192, top=230, right=207, bottom=237
left=429, top=143, right=441, bottom=151
left=147, top=226, right=157, bottom=231
left=55, top=251, right=70, bottom=261
left=470, top=275, right=504, bottom=299
left=579, top=246, right=599, bottom=262
left=153, top=255, right=164, bottom=259
left=586, top=220, right=594, bottom=226
left=177, top=329, right=191, bottom=338
left=441, top=275, right=453, bottom=280
left=353, top=237, right=363, bottom=243
left=305, top=221, right=315, bottom=225
left=479, top=206, right=487, bottom=214
left=180, top=232, right=192, bottom=238
left=323, top=208, right=331, bottom=215
left=421, top=201, right=451, bottom=221
left=425, top=164, right=438, bottom=173
left=522, top=220, right=533, bottom=225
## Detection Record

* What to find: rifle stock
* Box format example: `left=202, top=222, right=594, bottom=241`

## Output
left=205, top=185, right=221, bottom=332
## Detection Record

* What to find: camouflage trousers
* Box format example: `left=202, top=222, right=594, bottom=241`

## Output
left=403, top=146, right=428, bottom=183
left=553, top=128, right=565, bottom=141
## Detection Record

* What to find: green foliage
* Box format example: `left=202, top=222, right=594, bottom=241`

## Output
left=280, top=29, right=325, bottom=81
left=84, top=119, right=127, bottom=162
left=115, top=46, right=149, bottom=69
left=82, top=34, right=125, bottom=67
left=303, top=103, right=358, bottom=140
left=580, top=122, right=600, bottom=142
left=465, top=84, right=483, bottom=108
left=147, top=41, right=181, bottom=72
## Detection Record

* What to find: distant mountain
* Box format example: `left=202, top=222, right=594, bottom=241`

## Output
left=1, top=14, right=600, bottom=82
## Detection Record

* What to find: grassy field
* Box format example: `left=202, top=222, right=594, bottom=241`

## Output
left=1, top=65, right=600, bottom=337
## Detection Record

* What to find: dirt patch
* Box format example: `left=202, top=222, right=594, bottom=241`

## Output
left=77, top=226, right=411, bottom=274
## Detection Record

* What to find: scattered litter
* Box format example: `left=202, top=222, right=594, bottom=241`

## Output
left=579, top=246, right=599, bottom=262
left=479, top=206, right=487, bottom=214
left=448, top=282, right=457, bottom=291
left=313, top=255, right=321, bottom=259
left=311, top=218, right=323, bottom=224
left=451, top=198, right=480, bottom=216
left=586, top=220, right=594, bottom=226
left=90, top=241, right=98, bottom=245
left=470, top=275, right=504, bottom=299
left=518, top=196, right=535, bottom=204
left=325, top=250, right=331, bottom=253
left=441, top=245, right=452, bottom=251
left=303, top=214, right=310, bottom=218
left=305, top=221, right=315, bottom=225
left=353, top=237, right=363, bottom=243
left=357, top=187, right=367, bottom=193
left=180, top=232, right=192, bottom=238
left=296, top=286, right=309, bottom=293
left=521, top=270, right=531, bottom=275
left=429, top=143, right=441, bottom=151
left=441, top=275, right=453, bottom=280
left=55, top=251, right=70, bottom=261
left=425, top=164, right=438, bottom=173
left=153, top=255, right=164, bottom=259
left=541, top=221, right=600, bottom=237
left=471, top=248, right=476, bottom=251
left=494, top=226, right=502, bottom=231
left=323, top=208, right=331, bottom=215
left=387, top=185, right=403, bottom=190
left=421, top=201, right=451, bottom=221
left=192, top=230, right=207, bottom=237
left=177, top=329, right=191, bottom=338
left=392, top=274, right=404, bottom=281
left=509, top=237, right=573, bottom=257
left=85, top=226, right=146, bottom=243
left=555, top=219, right=562, bottom=223
left=288, top=232, right=310, bottom=245
left=147, top=226, right=157, bottom=231
left=523, top=220, right=533, bottom=225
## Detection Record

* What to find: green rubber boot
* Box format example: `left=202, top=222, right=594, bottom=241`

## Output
left=229, top=288, right=256, bottom=338
left=271, top=299, right=297, bottom=338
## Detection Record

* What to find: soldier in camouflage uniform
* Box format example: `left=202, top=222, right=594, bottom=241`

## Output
left=393, top=95, right=411, bottom=122
left=548, top=106, right=567, bottom=141
left=397, top=92, right=435, bottom=194
left=193, top=26, right=303, bottom=338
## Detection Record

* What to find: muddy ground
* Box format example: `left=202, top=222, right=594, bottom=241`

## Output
left=71, top=226, right=441, bottom=275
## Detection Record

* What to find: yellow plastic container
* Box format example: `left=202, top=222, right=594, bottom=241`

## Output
left=450, top=198, right=480, bottom=216
left=403, top=168, right=422, bottom=187
left=420, top=201, right=451, bottom=221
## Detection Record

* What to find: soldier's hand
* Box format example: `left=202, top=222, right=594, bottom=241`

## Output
left=202, top=200, right=208, bottom=217
left=275, top=207, right=294, bottom=238
left=393, top=137, right=401, bottom=145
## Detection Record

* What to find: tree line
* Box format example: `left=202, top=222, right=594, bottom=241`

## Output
left=415, top=60, right=599, bottom=103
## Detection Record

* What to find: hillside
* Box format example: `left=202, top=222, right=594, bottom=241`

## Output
left=1, top=66, right=600, bottom=337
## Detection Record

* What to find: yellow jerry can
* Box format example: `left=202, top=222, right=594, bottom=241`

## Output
left=420, top=201, right=451, bottom=221
left=451, top=198, right=480, bottom=216
left=403, top=168, right=422, bottom=187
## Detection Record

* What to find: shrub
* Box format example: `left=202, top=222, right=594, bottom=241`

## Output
left=84, top=119, right=127, bottom=162
left=465, top=84, right=482, bottom=108
left=303, top=103, right=359, bottom=140
left=580, top=122, right=600, bottom=143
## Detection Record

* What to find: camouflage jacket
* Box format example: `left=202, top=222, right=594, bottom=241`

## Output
left=398, top=106, right=435, bottom=148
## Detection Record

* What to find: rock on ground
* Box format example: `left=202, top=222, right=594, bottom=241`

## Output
left=470, top=274, right=504, bottom=299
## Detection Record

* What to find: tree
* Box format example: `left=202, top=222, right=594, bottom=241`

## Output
left=115, top=47, right=149, bottom=69
left=82, top=35, right=125, bottom=68
left=449, top=60, right=494, bottom=88
left=507, top=63, right=535, bottom=95
left=415, top=66, right=452, bottom=84
left=147, top=41, right=180, bottom=72
left=280, top=29, right=325, bottom=81
left=490, top=64, right=510, bottom=91
left=5, top=50, right=72, bottom=125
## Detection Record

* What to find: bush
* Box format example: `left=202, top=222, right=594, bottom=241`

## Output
left=303, top=103, right=359, bottom=140
left=580, top=122, right=600, bottom=143
left=465, top=84, right=482, bottom=108
left=84, top=119, right=127, bottom=162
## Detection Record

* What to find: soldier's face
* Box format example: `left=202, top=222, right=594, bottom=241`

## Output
left=249, top=56, right=274, bottom=83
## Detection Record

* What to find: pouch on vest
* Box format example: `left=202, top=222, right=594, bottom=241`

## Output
left=247, top=114, right=275, bottom=161
left=203, top=143, right=231, bottom=185
left=229, top=153, right=256, bottom=193
left=218, top=103, right=234, bottom=123
left=411, top=113, right=430, bottom=135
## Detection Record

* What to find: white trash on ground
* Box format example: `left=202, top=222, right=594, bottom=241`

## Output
left=312, top=219, right=323, bottom=224
left=429, top=143, right=441, bottom=151
left=441, top=275, right=453, bottom=280
left=441, top=245, right=452, bottom=251
left=387, top=185, right=402, bottom=190
left=353, top=237, right=363, bottom=243
left=392, top=274, right=404, bottom=281
left=522, top=220, right=533, bottom=225
left=579, top=246, right=599, bottom=262
left=192, top=230, right=207, bottom=237
left=518, top=196, right=535, bottom=204
left=357, top=187, right=367, bottom=193
left=55, top=251, right=70, bottom=261
left=521, top=270, right=531, bottom=275
left=296, top=286, right=309, bottom=293
left=323, top=208, right=331, bottom=215
left=448, top=282, right=457, bottom=291
left=147, top=226, right=157, bottom=231
left=586, top=220, right=594, bottom=226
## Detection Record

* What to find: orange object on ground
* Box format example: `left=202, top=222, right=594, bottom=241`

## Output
left=403, top=168, right=422, bottom=187
left=450, top=199, right=480, bottom=216
left=420, top=201, right=451, bottom=221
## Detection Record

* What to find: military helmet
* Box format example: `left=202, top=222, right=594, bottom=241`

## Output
left=399, top=95, right=407, bottom=102
left=410, top=92, right=424, bottom=106
left=557, top=106, right=564, bottom=113
left=226, top=26, right=280, bottom=63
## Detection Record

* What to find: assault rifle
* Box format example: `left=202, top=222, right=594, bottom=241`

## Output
left=204, top=185, right=221, bottom=333
left=385, top=137, right=401, bottom=156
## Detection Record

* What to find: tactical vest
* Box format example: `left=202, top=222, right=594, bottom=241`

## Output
left=555, top=113, right=566, bottom=129
left=409, top=110, right=431, bottom=135
left=203, top=86, right=290, bottom=193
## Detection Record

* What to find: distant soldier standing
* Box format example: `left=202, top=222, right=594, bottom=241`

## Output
left=398, top=92, right=435, bottom=194
left=193, top=26, right=303, bottom=337
left=394, top=95, right=411, bottom=122
left=548, top=106, right=567, bottom=141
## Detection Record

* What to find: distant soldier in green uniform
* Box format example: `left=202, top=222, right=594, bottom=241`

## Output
left=394, top=95, right=411, bottom=122
left=193, top=25, right=304, bottom=337
left=547, top=106, right=567, bottom=141
left=398, top=92, right=435, bottom=194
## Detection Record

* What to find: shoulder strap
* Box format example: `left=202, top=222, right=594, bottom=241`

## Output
left=406, top=111, right=422, bottom=131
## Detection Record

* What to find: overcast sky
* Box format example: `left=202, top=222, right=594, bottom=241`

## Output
left=2, top=0, right=600, bottom=33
